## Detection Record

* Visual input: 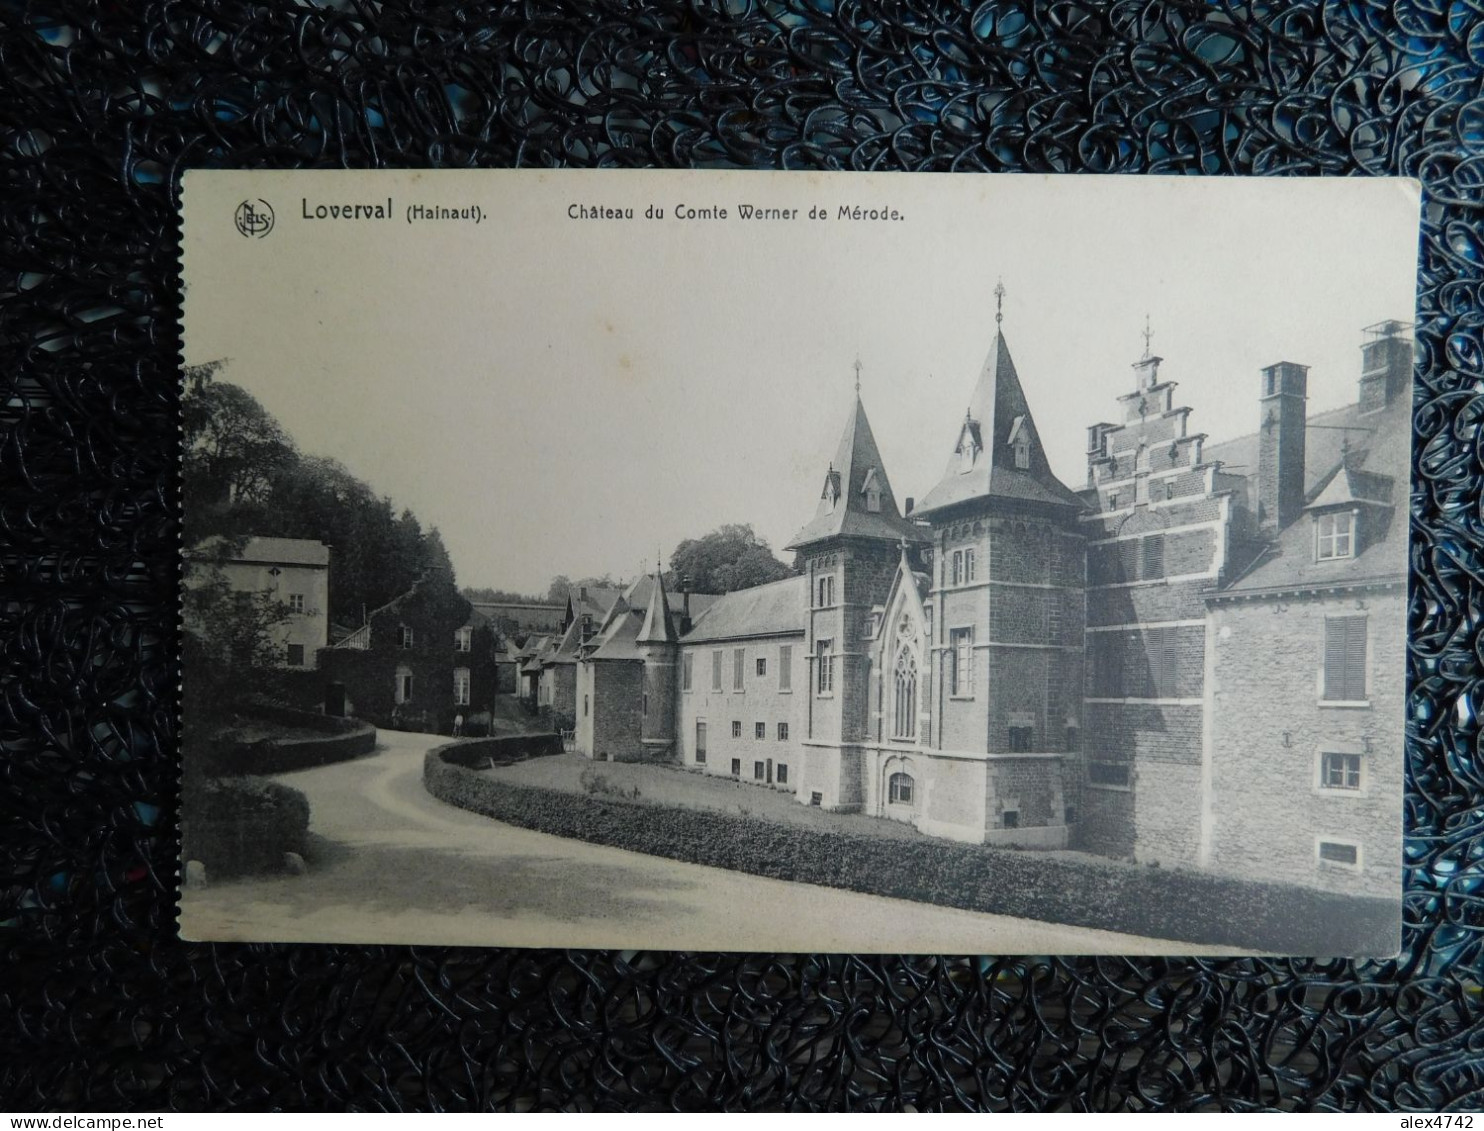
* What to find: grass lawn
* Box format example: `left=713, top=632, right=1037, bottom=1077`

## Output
left=487, top=753, right=930, bottom=841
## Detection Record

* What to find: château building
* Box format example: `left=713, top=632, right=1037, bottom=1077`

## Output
left=572, top=304, right=1410, bottom=897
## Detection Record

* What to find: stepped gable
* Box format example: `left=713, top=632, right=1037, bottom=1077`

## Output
left=786, top=391, right=928, bottom=550
left=915, top=330, right=1085, bottom=516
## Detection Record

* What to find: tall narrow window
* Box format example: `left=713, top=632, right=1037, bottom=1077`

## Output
left=695, top=721, right=707, bottom=764
left=455, top=626, right=471, bottom=652
left=817, top=575, right=835, bottom=607
left=400, top=625, right=414, bottom=649
left=711, top=650, right=723, bottom=691
left=816, top=639, right=834, bottom=695
left=950, top=628, right=973, bottom=696
left=952, top=551, right=963, bottom=586
left=964, top=548, right=976, bottom=583
left=892, top=647, right=918, bottom=739
left=1323, top=616, right=1368, bottom=701
left=454, top=668, right=470, bottom=706
left=682, top=652, right=693, bottom=692
left=733, top=648, right=745, bottom=691
left=778, top=645, right=792, bottom=691
left=1142, top=535, right=1165, bottom=580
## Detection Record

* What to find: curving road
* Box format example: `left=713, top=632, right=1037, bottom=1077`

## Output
left=180, top=729, right=1238, bottom=954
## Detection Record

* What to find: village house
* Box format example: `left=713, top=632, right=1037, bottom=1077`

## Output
left=568, top=299, right=1410, bottom=897
left=185, top=536, right=330, bottom=669
left=319, top=570, right=502, bottom=732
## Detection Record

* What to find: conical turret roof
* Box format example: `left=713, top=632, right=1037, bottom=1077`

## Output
left=786, top=392, right=928, bottom=550
left=636, top=569, right=678, bottom=644
left=915, top=330, right=1084, bottom=516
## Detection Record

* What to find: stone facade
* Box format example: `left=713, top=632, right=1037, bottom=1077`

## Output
left=567, top=315, right=1408, bottom=898
left=676, top=633, right=804, bottom=792
left=319, top=571, right=498, bottom=733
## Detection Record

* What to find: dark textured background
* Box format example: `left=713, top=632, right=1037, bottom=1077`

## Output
left=2, top=0, right=1481, bottom=1112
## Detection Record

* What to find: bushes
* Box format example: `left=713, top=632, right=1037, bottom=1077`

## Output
left=423, top=748, right=1398, bottom=956
left=436, top=732, right=563, bottom=769
left=181, top=776, right=310, bottom=878
left=238, top=696, right=367, bottom=734
left=210, top=721, right=379, bottom=776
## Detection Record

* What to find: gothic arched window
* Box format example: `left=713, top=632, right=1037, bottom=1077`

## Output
left=892, top=647, right=918, bottom=740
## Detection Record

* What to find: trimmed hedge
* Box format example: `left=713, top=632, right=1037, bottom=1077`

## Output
left=238, top=696, right=366, bottom=734
left=181, top=776, right=310, bottom=878
left=424, top=746, right=1398, bottom=956
left=436, top=732, right=564, bottom=769
left=210, top=701, right=379, bottom=776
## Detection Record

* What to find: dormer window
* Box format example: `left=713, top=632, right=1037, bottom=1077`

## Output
left=1316, top=511, right=1356, bottom=561
left=958, top=417, right=980, bottom=474
left=861, top=467, right=882, bottom=513
left=1008, top=415, right=1031, bottom=470
left=822, top=465, right=842, bottom=513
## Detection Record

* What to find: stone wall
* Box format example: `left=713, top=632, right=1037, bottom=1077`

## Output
left=581, top=661, right=646, bottom=763
left=1206, top=589, right=1406, bottom=896
left=676, top=632, right=804, bottom=792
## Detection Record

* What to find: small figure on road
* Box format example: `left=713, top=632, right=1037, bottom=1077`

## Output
left=452, top=712, right=464, bottom=737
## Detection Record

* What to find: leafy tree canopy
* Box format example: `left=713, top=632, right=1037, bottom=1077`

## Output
left=665, top=524, right=794, bottom=595
left=183, top=362, right=451, bottom=626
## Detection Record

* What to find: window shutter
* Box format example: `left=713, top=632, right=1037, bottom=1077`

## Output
left=1119, top=540, right=1140, bottom=583
left=1142, top=535, right=1164, bottom=580
left=1325, top=617, right=1368, bottom=701
left=1345, top=617, right=1367, bottom=700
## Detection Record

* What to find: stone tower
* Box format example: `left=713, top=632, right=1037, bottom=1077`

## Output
left=913, top=310, right=1086, bottom=841
left=635, top=567, right=679, bottom=762
left=786, top=378, right=928, bottom=811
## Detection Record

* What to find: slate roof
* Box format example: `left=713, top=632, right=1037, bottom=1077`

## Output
left=1215, top=394, right=1409, bottom=598
left=681, top=575, right=807, bottom=643
left=1204, top=401, right=1372, bottom=513
left=541, top=618, right=583, bottom=666
left=191, top=535, right=330, bottom=567
left=589, top=607, right=645, bottom=661
left=619, top=573, right=721, bottom=620
left=786, top=393, right=928, bottom=550
left=915, top=331, right=1085, bottom=516
left=636, top=571, right=678, bottom=644
left=566, top=586, right=624, bottom=624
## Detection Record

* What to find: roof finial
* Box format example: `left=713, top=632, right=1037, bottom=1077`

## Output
left=1142, top=313, right=1154, bottom=358
left=994, top=278, right=1006, bottom=326
left=853, top=356, right=862, bottom=395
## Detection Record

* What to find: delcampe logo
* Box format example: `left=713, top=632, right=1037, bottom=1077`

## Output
left=234, top=198, right=275, bottom=238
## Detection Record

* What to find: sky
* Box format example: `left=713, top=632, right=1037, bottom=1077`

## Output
left=184, top=170, right=1421, bottom=596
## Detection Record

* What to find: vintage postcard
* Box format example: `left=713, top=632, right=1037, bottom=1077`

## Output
left=179, top=169, right=1418, bottom=955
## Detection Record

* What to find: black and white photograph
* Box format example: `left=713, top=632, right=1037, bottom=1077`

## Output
left=178, top=169, right=1418, bottom=955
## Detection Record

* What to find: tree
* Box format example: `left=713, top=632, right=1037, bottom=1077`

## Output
left=547, top=574, right=619, bottom=604
left=182, top=379, right=296, bottom=531
left=666, top=524, right=793, bottom=594
left=181, top=360, right=455, bottom=627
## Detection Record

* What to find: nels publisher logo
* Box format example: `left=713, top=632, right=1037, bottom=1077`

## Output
left=234, top=198, right=275, bottom=239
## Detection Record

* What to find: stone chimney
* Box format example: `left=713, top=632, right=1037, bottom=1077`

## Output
left=1358, top=320, right=1413, bottom=415
left=1257, top=360, right=1309, bottom=535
